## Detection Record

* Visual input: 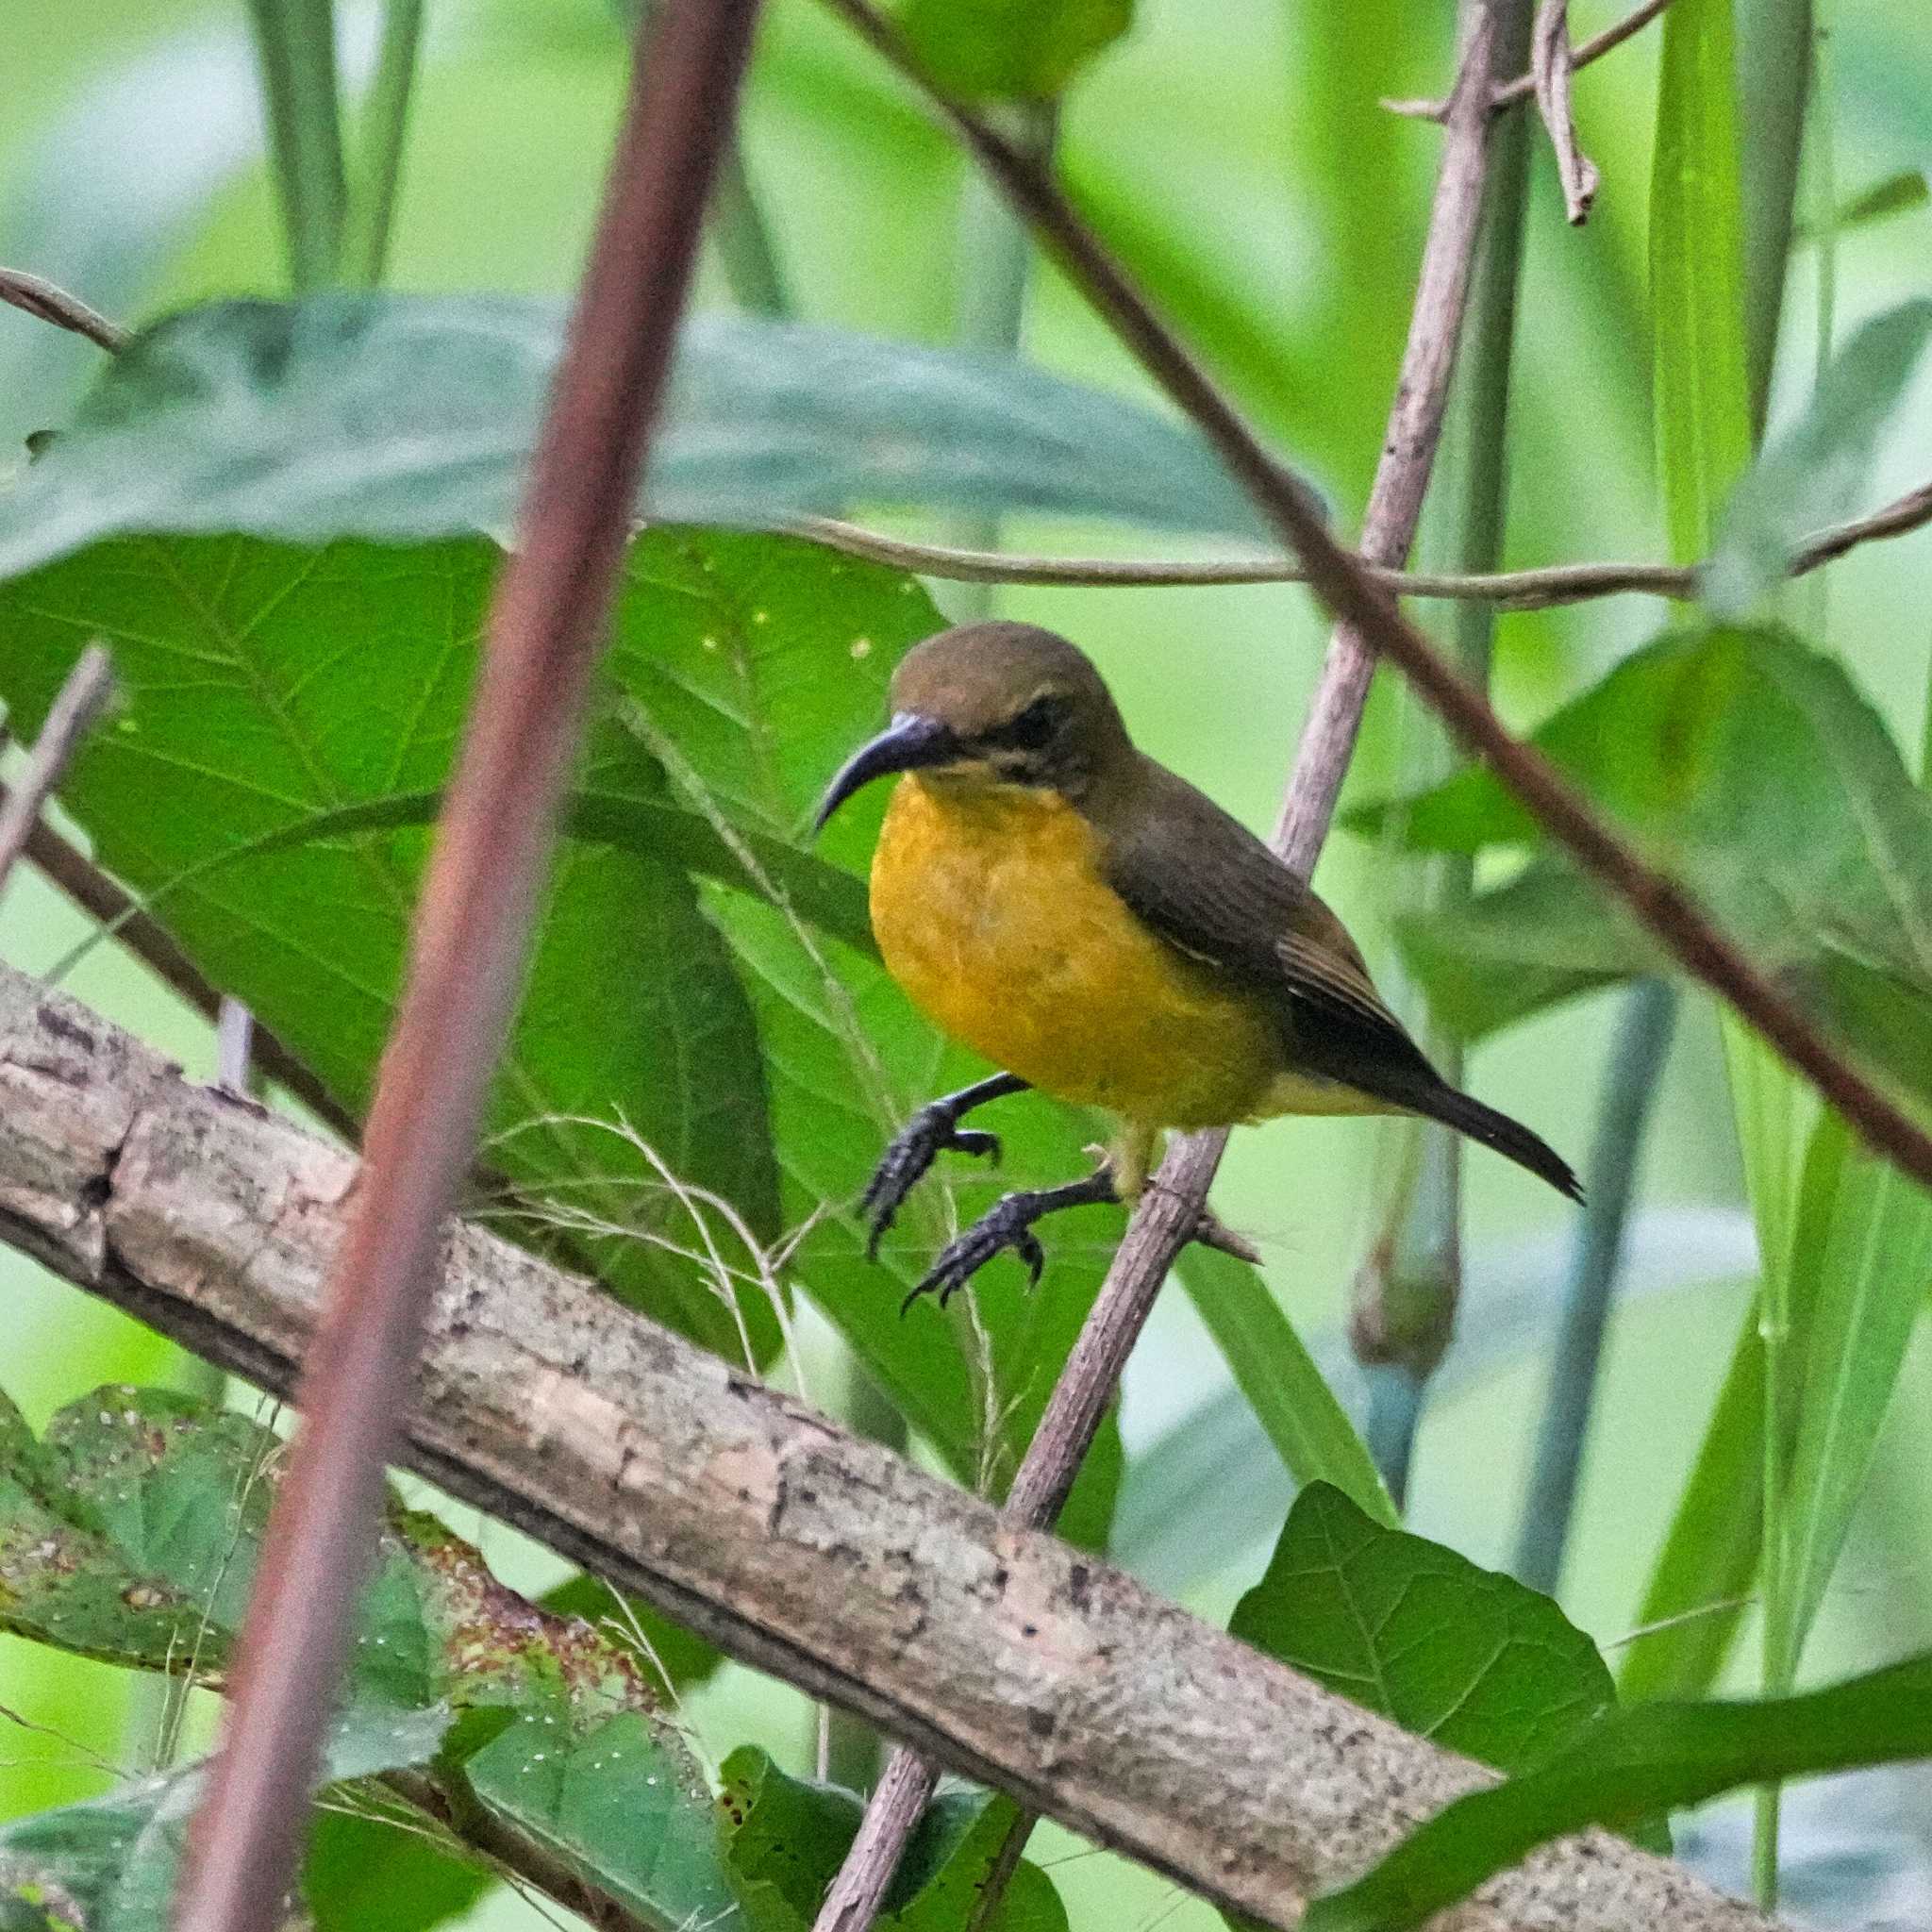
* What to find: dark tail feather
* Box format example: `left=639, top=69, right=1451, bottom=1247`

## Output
left=1409, top=1082, right=1583, bottom=1202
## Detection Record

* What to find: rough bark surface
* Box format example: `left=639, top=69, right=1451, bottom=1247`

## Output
left=0, top=964, right=1772, bottom=1932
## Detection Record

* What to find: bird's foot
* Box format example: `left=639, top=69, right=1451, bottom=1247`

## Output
left=861, top=1075, right=1024, bottom=1258
left=901, top=1169, right=1117, bottom=1312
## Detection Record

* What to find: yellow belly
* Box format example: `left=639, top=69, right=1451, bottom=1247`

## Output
left=870, top=775, right=1284, bottom=1131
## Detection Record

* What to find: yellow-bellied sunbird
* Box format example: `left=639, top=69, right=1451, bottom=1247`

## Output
left=814, top=622, right=1580, bottom=1306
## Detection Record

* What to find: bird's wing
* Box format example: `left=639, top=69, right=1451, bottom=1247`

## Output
left=1100, top=762, right=1442, bottom=1099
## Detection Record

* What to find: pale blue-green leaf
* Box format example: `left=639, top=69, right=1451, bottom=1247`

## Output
left=1707, top=298, right=1932, bottom=614
left=0, top=294, right=1273, bottom=582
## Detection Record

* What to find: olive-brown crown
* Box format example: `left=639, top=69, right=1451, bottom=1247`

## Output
left=888, top=622, right=1132, bottom=793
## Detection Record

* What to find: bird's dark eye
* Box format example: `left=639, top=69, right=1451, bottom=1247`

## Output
left=997, top=695, right=1064, bottom=752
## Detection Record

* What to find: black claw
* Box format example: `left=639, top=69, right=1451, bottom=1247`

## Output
left=898, top=1165, right=1118, bottom=1313
left=861, top=1103, right=1003, bottom=1259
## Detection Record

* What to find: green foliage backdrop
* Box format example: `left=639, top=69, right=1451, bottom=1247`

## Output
left=5, top=0, right=1932, bottom=1927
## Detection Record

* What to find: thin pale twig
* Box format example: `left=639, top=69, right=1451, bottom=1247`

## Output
left=0, top=645, right=115, bottom=900
left=1388, top=0, right=1674, bottom=118
left=796, top=476, right=1932, bottom=603
left=1532, top=1, right=1602, bottom=223
left=0, top=266, right=130, bottom=353
left=807, top=8, right=1513, bottom=1932
left=216, top=997, right=257, bottom=1091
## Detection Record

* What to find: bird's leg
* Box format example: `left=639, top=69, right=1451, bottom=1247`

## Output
left=903, top=1166, right=1118, bottom=1312
left=861, top=1071, right=1030, bottom=1258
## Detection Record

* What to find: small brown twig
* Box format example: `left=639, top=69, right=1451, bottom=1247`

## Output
left=797, top=475, right=1932, bottom=603
left=0, top=267, right=130, bottom=355
left=1387, top=0, right=1674, bottom=119
left=13, top=811, right=358, bottom=1140
left=172, top=3, right=765, bottom=1927
left=1532, top=2, right=1602, bottom=223
left=0, top=645, right=115, bottom=900
left=809, top=10, right=1513, bottom=1932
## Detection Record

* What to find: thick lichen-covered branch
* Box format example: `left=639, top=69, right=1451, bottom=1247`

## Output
left=0, top=964, right=1773, bottom=1932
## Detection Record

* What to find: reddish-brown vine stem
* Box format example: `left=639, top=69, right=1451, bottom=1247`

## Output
left=171, top=3, right=765, bottom=1927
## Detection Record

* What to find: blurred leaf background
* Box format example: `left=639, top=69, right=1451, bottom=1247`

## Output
left=5, top=0, right=1932, bottom=1926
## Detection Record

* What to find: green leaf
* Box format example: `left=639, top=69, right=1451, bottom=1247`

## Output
left=1229, top=1484, right=1614, bottom=1777
left=1706, top=298, right=1932, bottom=615
left=897, top=0, right=1133, bottom=99
left=1649, top=0, right=1752, bottom=567
left=1175, top=1249, right=1392, bottom=1525
left=1303, top=1650, right=1932, bottom=1932
left=0, top=295, right=1273, bottom=582
left=1345, top=626, right=1932, bottom=1096
left=304, top=1807, right=492, bottom=1932
left=0, top=1382, right=741, bottom=1932
left=718, top=1749, right=1066, bottom=1932
left=0, top=1701, right=450, bottom=1932
left=0, top=530, right=785, bottom=1361
left=1775, top=1111, right=1932, bottom=1660
left=540, top=1572, right=723, bottom=1697
left=1615, top=1296, right=1766, bottom=1702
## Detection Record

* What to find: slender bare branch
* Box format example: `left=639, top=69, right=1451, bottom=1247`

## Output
left=9, top=809, right=358, bottom=1140
left=1388, top=0, right=1675, bottom=118
left=815, top=0, right=1932, bottom=1195
left=811, top=10, right=1514, bottom=1930
left=0, top=645, right=115, bottom=899
left=175, top=3, right=766, bottom=1925
left=0, top=267, right=130, bottom=354
left=1532, top=2, right=1602, bottom=223
left=0, top=966, right=1777, bottom=1932
left=797, top=475, right=1932, bottom=603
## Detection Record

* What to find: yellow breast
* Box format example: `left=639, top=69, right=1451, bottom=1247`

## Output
left=869, top=775, right=1280, bottom=1130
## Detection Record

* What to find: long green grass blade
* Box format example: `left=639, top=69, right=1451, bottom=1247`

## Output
left=243, top=0, right=348, bottom=291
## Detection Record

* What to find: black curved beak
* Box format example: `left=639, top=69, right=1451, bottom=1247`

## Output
left=812, top=712, right=959, bottom=837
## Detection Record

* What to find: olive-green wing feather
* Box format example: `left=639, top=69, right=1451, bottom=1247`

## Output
left=1100, top=758, right=1580, bottom=1199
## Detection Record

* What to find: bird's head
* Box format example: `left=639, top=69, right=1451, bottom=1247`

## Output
left=812, top=622, right=1132, bottom=833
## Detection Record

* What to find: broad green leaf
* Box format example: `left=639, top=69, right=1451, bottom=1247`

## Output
left=1650, top=0, right=1752, bottom=566
left=1345, top=626, right=1932, bottom=1094
left=1303, top=1650, right=1932, bottom=1932
left=897, top=0, right=1132, bottom=99
left=0, top=530, right=785, bottom=1361
left=1706, top=299, right=1932, bottom=614
left=0, top=295, right=1272, bottom=582
left=0, top=1382, right=741, bottom=1931
left=1230, top=1484, right=1614, bottom=1776
left=1175, top=1249, right=1392, bottom=1525
left=0, top=1701, right=451, bottom=1932
left=719, top=1749, right=1066, bottom=1932
left=304, top=1807, right=493, bottom=1932
left=1776, top=1112, right=1932, bottom=1658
